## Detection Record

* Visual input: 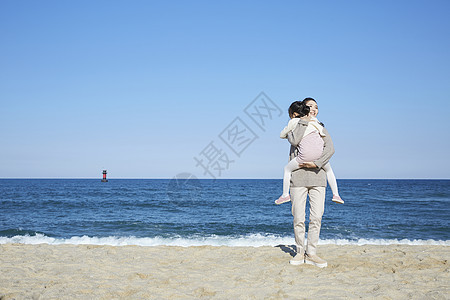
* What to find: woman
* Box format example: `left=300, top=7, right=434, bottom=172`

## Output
left=287, top=97, right=335, bottom=268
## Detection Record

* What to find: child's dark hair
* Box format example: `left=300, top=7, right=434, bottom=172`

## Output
left=288, top=101, right=310, bottom=118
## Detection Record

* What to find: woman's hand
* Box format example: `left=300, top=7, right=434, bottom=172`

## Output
left=298, top=162, right=317, bottom=168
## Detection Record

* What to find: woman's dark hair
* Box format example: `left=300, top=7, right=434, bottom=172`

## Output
left=303, top=97, right=316, bottom=103
left=288, top=101, right=310, bottom=118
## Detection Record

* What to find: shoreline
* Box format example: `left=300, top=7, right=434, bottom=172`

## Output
left=1, top=233, right=449, bottom=247
left=1, top=244, right=448, bottom=299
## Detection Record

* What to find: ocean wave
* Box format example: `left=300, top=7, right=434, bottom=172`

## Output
left=0, top=234, right=449, bottom=247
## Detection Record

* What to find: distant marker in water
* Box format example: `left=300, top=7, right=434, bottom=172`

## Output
left=101, top=170, right=108, bottom=182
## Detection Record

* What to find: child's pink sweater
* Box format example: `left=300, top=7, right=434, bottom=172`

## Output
left=296, top=131, right=324, bottom=164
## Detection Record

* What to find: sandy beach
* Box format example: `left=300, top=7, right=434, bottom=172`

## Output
left=0, top=244, right=448, bottom=299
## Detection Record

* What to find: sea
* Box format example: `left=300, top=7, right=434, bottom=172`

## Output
left=1, top=179, right=449, bottom=247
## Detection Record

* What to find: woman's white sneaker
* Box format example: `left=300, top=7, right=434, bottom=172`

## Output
left=305, top=253, right=327, bottom=268
left=289, top=253, right=305, bottom=265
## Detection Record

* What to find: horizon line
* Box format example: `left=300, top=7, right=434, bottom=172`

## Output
left=0, top=177, right=449, bottom=180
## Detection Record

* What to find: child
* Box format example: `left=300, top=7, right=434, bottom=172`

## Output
left=275, top=100, right=344, bottom=205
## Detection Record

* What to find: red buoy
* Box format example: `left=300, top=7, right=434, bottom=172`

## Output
left=101, top=170, right=108, bottom=182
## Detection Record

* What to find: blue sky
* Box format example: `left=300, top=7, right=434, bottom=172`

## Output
left=1, top=0, right=449, bottom=179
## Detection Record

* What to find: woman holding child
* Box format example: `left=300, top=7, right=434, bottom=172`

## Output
left=280, top=98, right=336, bottom=268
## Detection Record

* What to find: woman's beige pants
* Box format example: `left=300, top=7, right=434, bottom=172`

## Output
left=291, top=186, right=326, bottom=255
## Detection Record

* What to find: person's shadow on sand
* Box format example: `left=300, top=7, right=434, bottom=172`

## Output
left=276, top=245, right=297, bottom=257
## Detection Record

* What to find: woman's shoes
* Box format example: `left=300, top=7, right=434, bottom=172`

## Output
left=332, top=195, right=344, bottom=204
left=275, top=195, right=291, bottom=205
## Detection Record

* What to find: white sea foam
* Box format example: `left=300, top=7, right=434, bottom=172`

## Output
left=0, top=234, right=449, bottom=247
left=318, top=238, right=450, bottom=246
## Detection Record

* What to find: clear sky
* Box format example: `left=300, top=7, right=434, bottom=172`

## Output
left=1, top=0, right=449, bottom=179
